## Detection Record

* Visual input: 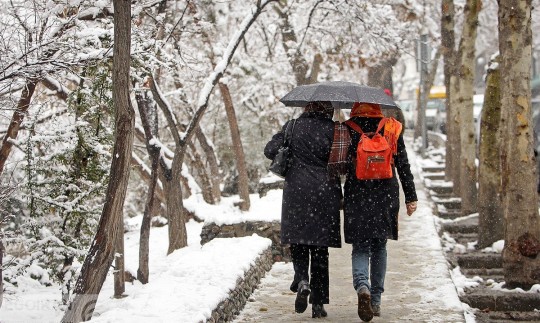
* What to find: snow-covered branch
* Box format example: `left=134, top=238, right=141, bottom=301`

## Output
left=181, top=0, right=278, bottom=144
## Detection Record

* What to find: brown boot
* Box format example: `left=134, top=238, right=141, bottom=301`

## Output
left=357, top=286, right=374, bottom=322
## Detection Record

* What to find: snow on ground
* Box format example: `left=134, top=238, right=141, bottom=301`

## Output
left=2, top=138, right=539, bottom=323
left=90, top=224, right=271, bottom=323
left=0, top=190, right=281, bottom=323
left=184, top=188, right=282, bottom=225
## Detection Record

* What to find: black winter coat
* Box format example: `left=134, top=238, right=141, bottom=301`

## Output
left=343, top=117, right=417, bottom=243
left=264, top=112, right=342, bottom=248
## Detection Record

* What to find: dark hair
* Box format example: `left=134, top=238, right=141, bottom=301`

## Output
left=305, top=101, right=333, bottom=115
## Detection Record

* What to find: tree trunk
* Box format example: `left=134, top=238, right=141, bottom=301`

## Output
left=0, top=238, right=3, bottom=309
left=274, top=4, right=309, bottom=85
left=62, top=1, right=134, bottom=321
left=186, top=142, right=215, bottom=204
left=166, top=145, right=188, bottom=254
left=130, top=151, right=165, bottom=204
left=218, top=82, right=250, bottom=211
left=134, top=92, right=160, bottom=284
left=449, top=74, right=462, bottom=196
left=477, top=56, right=504, bottom=249
left=306, top=53, right=323, bottom=85
left=0, top=79, right=37, bottom=175
left=414, top=50, right=441, bottom=139
left=498, top=0, right=540, bottom=288
left=274, top=3, right=321, bottom=86
left=114, top=222, right=125, bottom=298
left=147, top=78, right=187, bottom=254
left=137, top=151, right=158, bottom=283
left=441, top=0, right=457, bottom=182
left=137, top=153, right=158, bottom=283
left=457, top=0, right=480, bottom=216
left=146, top=76, right=189, bottom=254
left=195, top=127, right=221, bottom=203
left=367, top=57, right=397, bottom=93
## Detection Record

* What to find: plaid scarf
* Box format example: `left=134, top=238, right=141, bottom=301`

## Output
left=328, top=121, right=351, bottom=176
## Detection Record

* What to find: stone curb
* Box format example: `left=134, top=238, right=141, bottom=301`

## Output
left=460, top=290, right=540, bottom=312
left=200, top=221, right=289, bottom=262
left=420, top=157, right=540, bottom=318
left=206, top=247, right=274, bottom=323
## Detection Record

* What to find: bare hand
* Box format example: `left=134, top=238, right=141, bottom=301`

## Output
left=406, top=201, right=417, bottom=216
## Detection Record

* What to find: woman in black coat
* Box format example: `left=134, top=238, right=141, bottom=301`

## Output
left=264, top=101, right=342, bottom=318
left=343, top=102, right=417, bottom=322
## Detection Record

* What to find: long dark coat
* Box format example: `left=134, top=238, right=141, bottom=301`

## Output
left=343, top=116, right=417, bottom=243
left=264, top=112, right=342, bottom=248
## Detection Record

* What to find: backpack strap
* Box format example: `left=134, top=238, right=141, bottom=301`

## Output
left=376, top=118, right=388, bottom=134
left=345, top=118, right=388, bottom=136
left=344, top=120, right=364, bottom=135
left=382, top=117, right=402, bottom=155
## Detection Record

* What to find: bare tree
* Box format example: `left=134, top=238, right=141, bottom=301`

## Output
left=452, top=0, right=481, bottom=215
left=135, top=91, right=160, bottom=284
left=195, top=127, right=222, bottom=204
left=151, top=0, right=277, bottom=254
left=218, top=81, right=251, bottom=210
left=498, top=0, right=540, bottom=288
left=477, top=55, right=504, bottom=249
left=62, top=0, right=134, bottom=321
left=441, top=0, right=458, bottom=183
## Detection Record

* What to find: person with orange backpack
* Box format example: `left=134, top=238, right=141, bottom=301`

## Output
left=343, top=102, right=418, bottom=322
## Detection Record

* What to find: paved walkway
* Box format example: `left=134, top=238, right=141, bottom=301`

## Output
left=234, top=149, right=467, bottom=322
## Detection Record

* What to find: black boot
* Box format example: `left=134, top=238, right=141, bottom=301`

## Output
left=312, top=304, right=327, bottom=318
left=295, top=280, right=310, bottom=313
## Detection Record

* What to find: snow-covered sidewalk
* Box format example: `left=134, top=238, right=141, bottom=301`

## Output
left=233, top=145, right=469, bottom=322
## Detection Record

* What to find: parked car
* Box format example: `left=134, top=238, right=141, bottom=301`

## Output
left=413, top=86, right=447, bottom=133
left=395, top=99, right=415, bottom=129
left=425, top=98, right=446, bottom=133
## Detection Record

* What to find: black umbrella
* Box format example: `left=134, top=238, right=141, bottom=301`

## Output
left=279, top=81, right=398, bottom=109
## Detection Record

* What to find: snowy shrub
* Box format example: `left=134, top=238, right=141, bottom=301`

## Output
left=3, top=65, right=114, bottom=292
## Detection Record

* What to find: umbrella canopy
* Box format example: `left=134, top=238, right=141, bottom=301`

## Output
left=280, top=81, right=398, bottom=109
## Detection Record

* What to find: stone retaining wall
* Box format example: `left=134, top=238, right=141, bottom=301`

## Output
left=201, top=220, right=290, bottom=321
left=200, top=221, right=289, bottom=262
left=206, top=247, right=274, bottom=322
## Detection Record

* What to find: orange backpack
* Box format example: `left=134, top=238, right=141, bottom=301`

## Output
left=345, top=118, right=395, bottom=180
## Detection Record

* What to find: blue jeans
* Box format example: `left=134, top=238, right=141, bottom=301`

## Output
left=352, top=238, right=387, bottom=305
